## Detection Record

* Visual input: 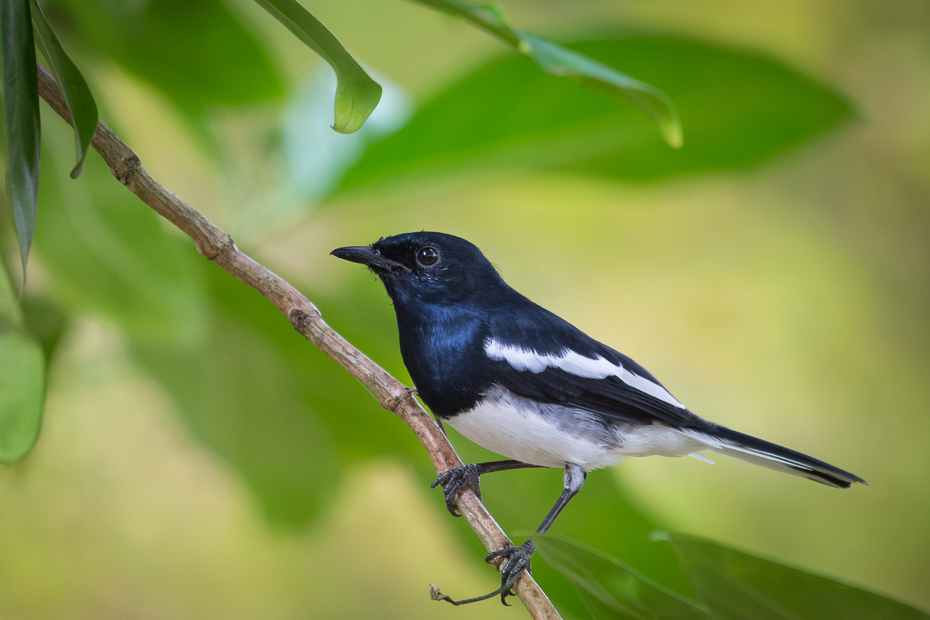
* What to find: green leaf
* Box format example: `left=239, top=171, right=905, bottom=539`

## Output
left=30, top=0, right=98, bottom=178
left=0, top=263, right=45, bottom=464
left=0, top=331, right=45, bottom=464
left=1, top=0, right=41, bottom=281
left=412, top=0, right=681, bottom=147
left=337, top=36, right=853, bottom=192
left=658, top=532, right=930, bottom=620
left=253, top=0, right=382, bottom=133
left=534, top=534, right=709, bottom=620
left=518, top=33, right=682, bottom=149
left=53, top=0, right=285, bottom=113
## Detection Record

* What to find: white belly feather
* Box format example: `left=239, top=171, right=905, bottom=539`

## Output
left=447, top=387, right=706, bottom=469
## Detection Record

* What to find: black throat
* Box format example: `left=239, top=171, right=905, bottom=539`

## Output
left=392, top=297, right=492, bottom=418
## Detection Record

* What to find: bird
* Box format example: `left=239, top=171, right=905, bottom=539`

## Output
left=330, top=231, right=865, bottom=606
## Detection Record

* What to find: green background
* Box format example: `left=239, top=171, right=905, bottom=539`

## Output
left=1, top=0, right=928, bottom=618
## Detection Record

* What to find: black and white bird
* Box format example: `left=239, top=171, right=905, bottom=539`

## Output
left=331, top=231, right=864, bottom=605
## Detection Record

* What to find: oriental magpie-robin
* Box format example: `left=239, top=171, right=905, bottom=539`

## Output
left=331, top=231, right=864, bottom=605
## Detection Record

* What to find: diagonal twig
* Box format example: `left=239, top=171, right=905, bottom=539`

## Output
left=35, top=62, right=560, bottom=620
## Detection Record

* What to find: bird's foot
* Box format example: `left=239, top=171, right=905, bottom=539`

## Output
left=430, top=464, right=482, bottom=517
left=486, top=539, right=535, bottom=604
left=434, top=539, right=535, bottom=607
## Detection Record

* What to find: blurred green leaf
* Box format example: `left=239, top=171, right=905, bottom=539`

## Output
left=130, top=266, right=341, bottom=526
left=32, top=115, right=337, bottom=525
left=0, top=262, right=22, bottom=328
left=658, top=532, right=930, bottom=620
left=1, top=0, right=41, bottom=282
left=0, top=331, right=45, bottom=464
left=51, top=0, right=284, bottom=112
left=33, top=113, right=422, bottom=527
left=253, top=0, right=382, bottom=133
left=338, top=36, right=853, bottom=192
left=34, top=120, right=206, bottom=342
left=132, top=265, right=424, bottom=526
left=452, top=462, right=692, bottom=619
left=20, top=295, right=68, bottom=365
left=519, top=33, right=681, bottom=149
left=535, top=533, right=709, bottom=620
left=0, top=263, right=45, bottom=464
left=30, top=0, right=98, bottom=178
left=413, top=1, right=680, bottom=147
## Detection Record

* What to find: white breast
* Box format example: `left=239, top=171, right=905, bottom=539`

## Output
left=447, top=387, right=705, bottom=469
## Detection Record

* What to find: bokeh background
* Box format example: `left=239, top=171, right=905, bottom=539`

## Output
left=1, top=0, right=929, bottom=618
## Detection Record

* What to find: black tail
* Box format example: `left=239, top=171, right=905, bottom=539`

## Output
left=682, top=425, right=866, bottom=488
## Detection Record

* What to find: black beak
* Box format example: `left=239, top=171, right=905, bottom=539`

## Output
left=330, top=245, right=411, bottom=274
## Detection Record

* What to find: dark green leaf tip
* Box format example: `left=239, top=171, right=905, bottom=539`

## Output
left=30, top=0, right=99, bottom=180
left=254, top=0, right=382, bottom=134
left=2, top=0, right=42, bottom=284
left=412, top=0, right=682, bottom=146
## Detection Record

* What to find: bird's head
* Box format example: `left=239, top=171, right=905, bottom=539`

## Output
left=331, top=232, right=504, bottom=307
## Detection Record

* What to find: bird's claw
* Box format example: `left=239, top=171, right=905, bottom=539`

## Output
left=433, top=539, right=536, bottom=607
left=485, top=539, right=535, bottom=605
left=430, top=464, right=482, bottom=517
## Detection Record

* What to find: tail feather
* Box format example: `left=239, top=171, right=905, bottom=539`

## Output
left=683, top=425, right=866, bottom=488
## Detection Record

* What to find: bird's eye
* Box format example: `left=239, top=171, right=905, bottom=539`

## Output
left=416, top=246, right=440, bottom=267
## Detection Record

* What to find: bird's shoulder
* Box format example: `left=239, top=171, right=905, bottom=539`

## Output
left=484, top=298, right=710, bottom=429
left=485, top=295, right=656, bottom=382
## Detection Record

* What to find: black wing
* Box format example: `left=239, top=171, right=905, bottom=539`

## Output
left=484, top=300, right=711, bottom=429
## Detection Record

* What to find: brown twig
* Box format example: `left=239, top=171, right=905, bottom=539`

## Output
left=35, top=63, right=560, bottom=619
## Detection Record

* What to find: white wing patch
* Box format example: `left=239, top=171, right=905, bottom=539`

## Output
left=484, top=339, right=686, bottom=409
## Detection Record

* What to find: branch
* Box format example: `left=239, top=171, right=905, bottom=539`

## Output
left=36, top=63, right=561, bottom=619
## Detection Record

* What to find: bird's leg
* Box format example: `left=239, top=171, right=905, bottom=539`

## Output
left=431, top=460, right=543, bottom=517
left=439, top=463, right=587, bottom=606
